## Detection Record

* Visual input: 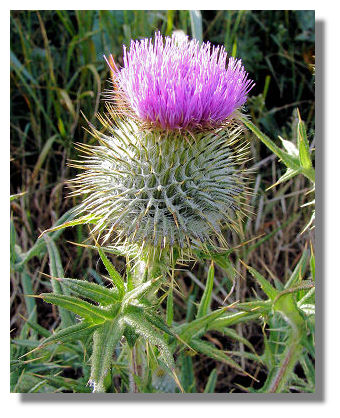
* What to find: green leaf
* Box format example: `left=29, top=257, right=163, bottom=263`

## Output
left=297, top=287, right=315, bottom=307
left=123, top=305, right=178, bottom=345
left=273, top=293, right=305, bottom=332
left=126, top=266, right=134, bottom=291
left=39, top=214, right=101, bottom=238
left=180, top=352, right=196, bottom=393
left=41, top=321, right=100, bottom=346
left=40, top=293, right=114, bottom=323
left=32, top=374, right=92, bottom=393
left=10, top=51, right=58, bottom=135
left=190, top=338, right=249, bottom=377
left=90, top=318, right=125, bottom=393
left=30, top=135, right=58, bottom=183
left=208, top=311, right=262, bottom=331
left=57, top=278, right=119, bottom=306
left=220, top=327, right=257, bottom=354
left=10, top=50, right=38, bottom=84
left=123, top=311, right=174, bottom=371
left=284, top=249, right=309, bottom=289
left=236, top=299, right=272, bottom=312
left=45, top=237, right=64, bottom=282
left=269, top=167, right=301, bottom=188
left=241, top=116, right=300, bottom=171
left=310, top=247, right=315, bottom=281
left=97, top=247, right=125, bottom=295
left=20, top=270, right=37, bottom=326
left=144, top=311, right=176, bottom=339
left=244, top=264, right=278, bottom=300
left=297, top=109, right=312, bottom=170
left=166, top=284, right=174, bottom=326
left=189, top=10, right=203, bottom=43
left=12, top=339, right=40, bottom=349
left=196, top=261, right=215, bottom=318
left=178, top=307, right=229, bottom=341
left=300, top=348, right=315, bottom=383
left=123, top=276, right=162, bottom=306
left=45, top=236, right=74, bottom=327
left=193, top=248, right=233, bottom=271
left=203, top=368, right=218, bottom=393
left=22, top=318, right=51, bottom=338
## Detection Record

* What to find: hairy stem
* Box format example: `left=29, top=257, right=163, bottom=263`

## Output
left=262, top=294, right=305, bottom=393
left=266, top=335, right=303, bottom=393
left=127, top=246, right=175, bottom=391
left=129, top=345, right=138, bottom=393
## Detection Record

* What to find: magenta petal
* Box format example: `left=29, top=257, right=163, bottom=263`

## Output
left=114, top=32, right=255, bottom=130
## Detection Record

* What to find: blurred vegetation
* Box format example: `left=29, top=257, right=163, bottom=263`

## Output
left=10, top=10, right=315, bottom=393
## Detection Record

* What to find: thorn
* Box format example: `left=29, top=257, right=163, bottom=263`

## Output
left=225, top=300, right=239, bottom=310
left=39, top=271, right=62, bottom=281
left=18, top=313, right=27, bottom=322
left=171, top=369, right=184, bottom=393
left=66, top=240, right=92, bottom=249
left=174, top=334, right=197, bottom=355
left=17, top=355, right=46, bottom=365
left=241, top=369, right=260, bottom=383
left=296, top=107, right=302, bottom=122
left=232, top=233, right=265, bottom=249
left=24, top=294, right=43, bottom=299
left=239, top=259, right=250, bottom=270
left=234, top=383, right=251, bottom=392
left=18, top=345, right=44, bottom=359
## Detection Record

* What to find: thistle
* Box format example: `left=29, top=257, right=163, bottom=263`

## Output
left=71, top=32, right=254, bottom=259
left=44, top=32, right=255, bottom=393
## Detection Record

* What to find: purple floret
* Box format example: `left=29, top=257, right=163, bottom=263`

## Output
left=110, top=32, right=254, bottom=131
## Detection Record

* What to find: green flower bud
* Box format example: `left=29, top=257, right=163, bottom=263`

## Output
left=70, top=108, right=250, bottom=256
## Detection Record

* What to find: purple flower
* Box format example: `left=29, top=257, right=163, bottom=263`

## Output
left=107, top=32, right=254, bottom=131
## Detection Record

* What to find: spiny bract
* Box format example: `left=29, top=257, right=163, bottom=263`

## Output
left=70, top=107, right=250, bottom=253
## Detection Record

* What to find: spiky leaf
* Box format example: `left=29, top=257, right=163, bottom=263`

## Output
left=45, top=237, right=74, bottom=327
left=196, top=261, right=215, bottom=318
left=90, top=318, right=125, bottom=392
left=189, top=338, right=250, bottom=377
left=123, top=311, right=174, bottom=370
left=41, top=321, right=100, bottom=346
left=178, top=307, right=229, bottom=341
left=244, top=264, right=278, bottom=300
left=40, top=293, right=114, bottom=323
left=97, top=247, right=125, bottom=295
left=57, top=278, right=119, bottom=306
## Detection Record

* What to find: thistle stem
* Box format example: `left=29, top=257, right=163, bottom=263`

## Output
left=128, top=345, right=138, bottom=393
left=127, top=246, right=175, bottom=392
left=266, top=335, right=303, bottom=393
left=263, top=293, right=305, bottom=393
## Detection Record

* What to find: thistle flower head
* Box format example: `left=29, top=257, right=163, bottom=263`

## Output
left=71, top=33, right=254, bottom=257
left=109, top=32, right=254, bottom=131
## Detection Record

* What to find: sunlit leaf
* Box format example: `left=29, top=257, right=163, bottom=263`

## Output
left=196, top=261, right=214, bottom=318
